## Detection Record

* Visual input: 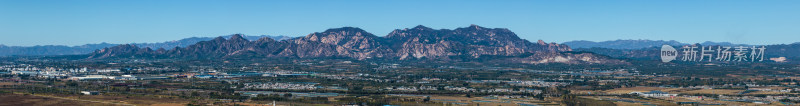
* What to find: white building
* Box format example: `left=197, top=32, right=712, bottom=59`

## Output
left=11, top=71, right=38, bottom=75
left=629, top=90, right=677, bottom=97
left=69, top=75, right=109, bottom=80
left=97, top=69, right=120, bottom=73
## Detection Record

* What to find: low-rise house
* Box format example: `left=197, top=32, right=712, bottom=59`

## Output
left=194, top=75, right=214, bottom=79
left=81, top=91, right=99, bottom=95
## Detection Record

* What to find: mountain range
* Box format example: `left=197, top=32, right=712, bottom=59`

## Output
left=563, top=40, right=800, bottom=62
left=563, top=40, right=758, bottom=50
left=571, top=43, right=800, bottom=62
left=87, top=25, right=623, bottom=64
left=0, top=35, right=293, bottom=56
left=5, top=25, right=798, bottom=63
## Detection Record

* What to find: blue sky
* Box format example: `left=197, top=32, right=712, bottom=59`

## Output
left=1, top=0, right=798, bottom=46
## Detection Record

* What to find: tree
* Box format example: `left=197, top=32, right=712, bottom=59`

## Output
left=191, top=92, right=200, bottom=97
left=561, top=94, right=578, bottom=106
left=283, top=93, right=292, bottom=98
left=780, top=99, right=790, bottom=102
left=67, top=81, right=79, bottom=87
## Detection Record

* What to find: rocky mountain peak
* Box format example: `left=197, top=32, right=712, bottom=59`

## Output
left=454, top=24, right=509, bottom=34
left=255, top=37, right=276, bottom=42
left=111, top=44, right=139, bottom=50
left=155, top=48, right=167, bottom=53
left=412, top=25, right=433, bottom=30
left=320, top=27, right=368, bottom=34
left=227, top=34, right=249, bottom=42
left=469, top=24, right=483, bottom=30
left=229, top=34, right=246, bottom=40
left=88, top=44, right=152, bottom=58
left=386, top=25, right=439, bottom=39
left=537, top=40, right=547, bottom=45
left=302, top=27, right=378, bottom=44
left=211, top=36, right=227, bottom=41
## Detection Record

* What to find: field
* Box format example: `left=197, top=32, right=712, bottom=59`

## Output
left=4, top=92, right=195, bottom=106
left=582, top=96, right=677, bottom=106
left=0, top=93, right=120, bottom=106
left=675, top=89, right=743, bottom=95
left=422, top=95, right=561, bottom=106
left=667, top=96, right=769, bottom=106
left=0, top=82, right=18, bottom=86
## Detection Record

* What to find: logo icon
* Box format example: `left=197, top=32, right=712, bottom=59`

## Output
left=660, top=45, right=677, bottom=62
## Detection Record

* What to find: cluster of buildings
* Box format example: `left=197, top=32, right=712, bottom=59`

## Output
left=468, top=80, right=571, bottom=87
left=382, top=85, right=542, bottom=94
left=572, top=70, right=633, bottom=76
left=316, top=72, right=393, bottom=83
left=506, top=80, right=571, bottom=87
left=444, top=86, right=477, bottom=92
left=1, top=64, right=131, bottom=79
left=479, top=88, right=541, bottom=93
left=1, top=64, right=323, bottom=81
left=1, top=65, right=124, bottom=74
left=68, top=75, right=143, bottom=80
left=236, top=91, right=340, bottom=98
left=5, top=70, right=125, bottom=79
left=384, top=86, right=438, bottom=91
left=244, top=82, right=319, bottom=90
